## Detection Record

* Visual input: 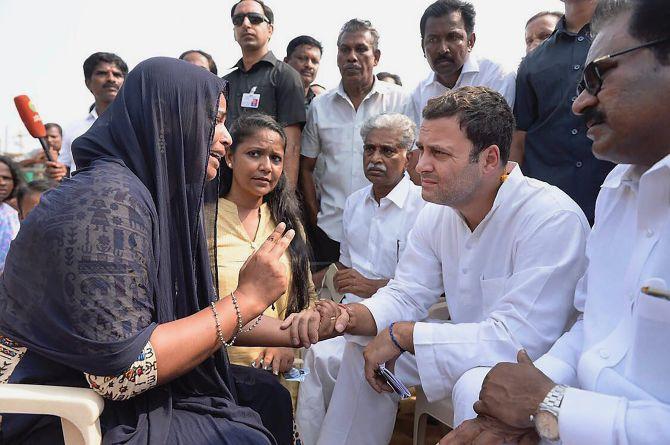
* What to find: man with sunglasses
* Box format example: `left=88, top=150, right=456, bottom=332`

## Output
left=443, top=1, right=670, bottom=443
left=225, top=0, right=306, bottom=186
left=511, top=0, right=614, bottom=225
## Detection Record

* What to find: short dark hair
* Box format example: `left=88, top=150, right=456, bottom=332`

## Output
left=16, top=179, right=56, bottom=215
left=422, top=86, right=515, bottom=164
left=179, top=49, right=218, bottom=75
left=286, top=35, right=323, bottom=59
left=44, top=122, right=62, bottom=135
left=230, top=0, right=274, bottom=24
left=0, top=155, right=24, bottom=201
left=630, top=0, right=670, bottom=64
left=420, top=0, right=476, bottom=41
left=338, top=19, right=380, bottom=51
left=83, top=52, right=128, bottom=81
left=376, top=72, right=402, bottom=86
left=525, top=10, right=563, bottom=28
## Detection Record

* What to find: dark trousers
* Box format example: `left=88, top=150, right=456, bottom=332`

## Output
left=232, top=365, right=293, bottom=445
left=306, top=224, right=341, bottom=271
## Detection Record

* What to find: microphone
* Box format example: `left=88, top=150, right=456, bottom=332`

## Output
left=13, top=95, right=54, bottom=162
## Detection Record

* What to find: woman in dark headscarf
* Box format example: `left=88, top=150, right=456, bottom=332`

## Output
left=0, top=57, right=324, bottom=444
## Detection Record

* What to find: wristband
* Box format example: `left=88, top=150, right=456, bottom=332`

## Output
left=388, top=322, right=406, bottom=353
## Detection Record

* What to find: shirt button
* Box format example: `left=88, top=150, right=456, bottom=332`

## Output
left=571, top=128, right=578, bottom=135
left=577, top=36, right=585, bottom=42
left=646, top=229, right=655, bottom=238
left=599, top=348, right=610, bottom=359
left=576, top=161, right=583, bottom=168
left=573, top=64, right=581, bottom=70
left=461, top=268, right=468, bottom=274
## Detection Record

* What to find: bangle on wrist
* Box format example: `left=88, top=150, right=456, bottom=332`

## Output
left=389, top=322, right=406, bottom=353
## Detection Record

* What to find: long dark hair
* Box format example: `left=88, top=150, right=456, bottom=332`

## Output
left=0, top=155, right=24, bottom=202
left=220, top=114, right=311, bottom=315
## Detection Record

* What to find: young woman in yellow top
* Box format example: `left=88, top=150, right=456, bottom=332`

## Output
left=217, top=113, right=317, bottom=385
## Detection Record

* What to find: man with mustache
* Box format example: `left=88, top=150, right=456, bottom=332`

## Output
left=300, top=19, right=411, bottom=275
left=442, top=0, right=670, bottom=443
left=295, top=113, right=425, bottom=444
left=284, top=35, right=325, bottom=109
left=511, top=0, right=614, bottom=225
left=309, top=86, right=590, bottom=445
left=406, top=0, right=515, bottom=186
left=225, top=0, right=306, bottom=186
left=46, top=52, right=127, bottom=182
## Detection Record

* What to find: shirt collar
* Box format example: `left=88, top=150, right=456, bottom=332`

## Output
left=89, top=107, right=99, bottom=120
left=488, top=162, right=524, bottom=214
left=555, top=15, right=591, bottom=38
left=602, top=154, right=670, bottom=189
left=428, top=52, right=479, bottom=86
left=336, top=77, right=383, bottom=103
left=365, top=174, right=411, bottom=208
left=232, top=50, right=278, bottom=71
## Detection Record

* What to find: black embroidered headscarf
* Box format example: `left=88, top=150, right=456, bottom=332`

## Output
left=0, top=57, right=274, bottom=444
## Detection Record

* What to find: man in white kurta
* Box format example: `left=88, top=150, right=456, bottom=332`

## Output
left=445, top=2, right=670, bottom=443
left=296, top=114, right=425, bottom=444
left=313, top=87, right=590, bottom=445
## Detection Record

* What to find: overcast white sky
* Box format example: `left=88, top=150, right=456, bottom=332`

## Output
left=0, top=0, right=563, bottom=154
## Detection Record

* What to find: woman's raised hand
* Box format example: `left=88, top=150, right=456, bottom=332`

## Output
left=236, top=222, right=294, bottom=314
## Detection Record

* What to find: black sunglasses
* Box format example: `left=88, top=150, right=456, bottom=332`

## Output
left=577, top=36, right=670, bottom=97
left=232, top=12, right=270, bottom=27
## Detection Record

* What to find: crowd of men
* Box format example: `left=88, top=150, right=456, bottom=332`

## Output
left=6, top=0, right=670, bottom=443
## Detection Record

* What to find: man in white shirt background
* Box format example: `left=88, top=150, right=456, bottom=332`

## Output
left=295, top=113, right=425, bottom=444
left=405, top=0, right=516, bottom=185
left=310, top=86, right=590, bottom=445
left=299, top=19, right=411, bottom=275
left=45, top=52, right=127, bottom=182
left=444, top=1, right=670, bottom=443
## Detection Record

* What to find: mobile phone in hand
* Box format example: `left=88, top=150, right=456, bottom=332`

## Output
left=375, top=363, right=411, bottom=399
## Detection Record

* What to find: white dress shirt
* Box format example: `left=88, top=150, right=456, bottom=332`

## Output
left=361, top=164, right=590, bottom=402
left=339, top=174, right=426, bottom=303
left=301, top=79, right=411, bottom=242
left=528, top=156, right=670, bottom=444
left=408, top=53, right=516, bottom=128
left=57, top=107, right=98, bottom=172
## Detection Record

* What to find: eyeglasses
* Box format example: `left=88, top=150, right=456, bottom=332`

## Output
left=232, top=12, right=270, bottom=27
left=577, top=36, right=670, bottom=97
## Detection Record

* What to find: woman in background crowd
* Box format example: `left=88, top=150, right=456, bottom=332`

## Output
left=0, top=156, right=22, bottom=272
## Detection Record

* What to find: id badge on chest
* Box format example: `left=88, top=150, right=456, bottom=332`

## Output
left=241, top=86, right=260, bottom=109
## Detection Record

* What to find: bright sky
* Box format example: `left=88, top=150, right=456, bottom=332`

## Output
left=0, top=0, right=563, bottom=154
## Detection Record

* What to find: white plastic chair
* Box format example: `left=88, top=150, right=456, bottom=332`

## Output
left=413, top=386, right=454, bottom=445
left=0, top=384, right=104, bottom=445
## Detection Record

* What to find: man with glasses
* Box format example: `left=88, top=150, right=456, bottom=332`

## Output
left=295, top=113, right=425, bottom=444
left=225, top=0, right=305, bottom=186
left=444, top=1, right=670, bottom=443
left=510, top=0, right=614, bottom=225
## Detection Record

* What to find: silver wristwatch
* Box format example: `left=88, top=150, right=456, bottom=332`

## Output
left=531, top=384, right=567, bottom=442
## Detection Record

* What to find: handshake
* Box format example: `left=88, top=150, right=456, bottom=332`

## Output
left=279, top=300, right=354, bottom=348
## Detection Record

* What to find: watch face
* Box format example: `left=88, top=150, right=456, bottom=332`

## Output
left=534, top=411, right=560, bottom=441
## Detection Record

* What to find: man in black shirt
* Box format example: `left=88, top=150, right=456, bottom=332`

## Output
left=511, top=0, right=614, bottom=224
left=226, top=0, right=306, bottom=185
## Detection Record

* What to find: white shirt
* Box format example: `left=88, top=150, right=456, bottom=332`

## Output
left=529, top=156, right=670, bottom=444
left=339, top=175, right=426, bottom=303
left=408, top=53, right=516, bottom=128
left=58, top=107, right=98, bottom=171
left=361, top=164, right=590, bottom=401
left=301, top=79, right=411, bottom=242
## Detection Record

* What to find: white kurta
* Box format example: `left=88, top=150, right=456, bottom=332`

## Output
left=456, top=157, right=670, bottom=444
left=317, top=164, right=590, bottom=445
